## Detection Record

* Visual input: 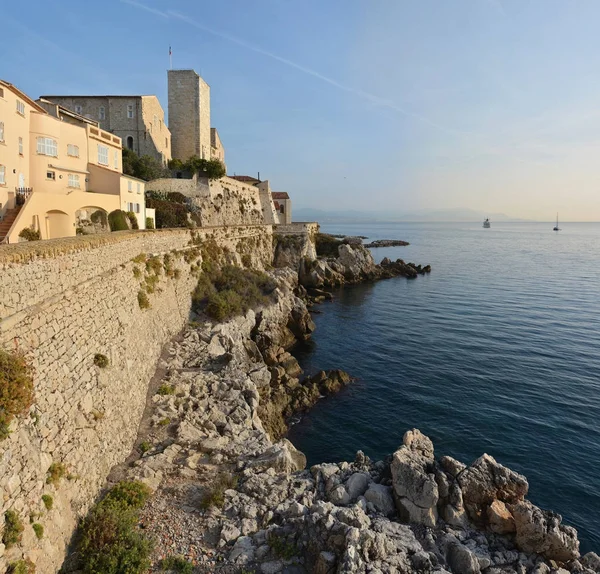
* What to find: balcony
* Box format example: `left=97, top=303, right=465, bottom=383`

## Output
left=15, top=187, right=33, bottom=206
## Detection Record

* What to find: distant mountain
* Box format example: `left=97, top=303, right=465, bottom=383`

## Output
left=293, top=207, right=525, bottom=223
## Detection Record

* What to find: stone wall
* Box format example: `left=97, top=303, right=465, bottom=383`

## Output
left=145, top=176, right=210, bottom=198
left=0, top=225, right=274, bottom=572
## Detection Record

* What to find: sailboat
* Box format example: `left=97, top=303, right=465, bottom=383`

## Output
left=483, top=218, right=491, bottom=228
left=553, top=213, right=560, bottom=232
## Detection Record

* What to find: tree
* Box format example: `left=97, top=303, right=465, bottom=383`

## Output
left=181, top=156, right=226, bottom=180
left=121, top=148, right=168, bottom=182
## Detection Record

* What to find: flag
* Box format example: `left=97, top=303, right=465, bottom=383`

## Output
left=169, top=46, right=172, bottom=56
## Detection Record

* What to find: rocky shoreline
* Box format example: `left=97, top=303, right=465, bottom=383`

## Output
left=364, top=239, right=410, bottom=248
left=62, top=240, right=598, bottom=574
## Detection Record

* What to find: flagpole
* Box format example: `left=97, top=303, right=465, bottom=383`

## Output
left=169, top=46, right=172, bottom=70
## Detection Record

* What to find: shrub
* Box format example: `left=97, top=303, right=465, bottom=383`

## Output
left=146, top=256, right=163, bottom=275
left=108, top=210, right=130, bottom=232
left=241, top=253, right=252, bottom=268
left=145, top=196, right=189, bottom=229
left=145, top=217, right=155, bottom=230
left=160, top=556, right=193, bottom=574
left=32, top=523, right=43, bottom=539
left=199, top=472, right=238, bottom=510
left=138, top=291, right=150, bottom=310
left=126, top=212, right=139, bottom=230
left=7, top=559, right=35, bottom=574
left=139, top=441, right=151, bottom=454
left=78, top=497, right=152, bottom=574
left=0, top=349, right=34, bottom=440
left=122, top=148, right=168, bottom=181
left=191, top=265, right=275, bottom=322
left=158, top=417, right=170, bottom=426
left=3, top=510, right=24, bottom=548
left=41, top=494, right=53, bottom=511
left=18, top=227, right=40, bottom=241
left=103, top=481, right=151, bottom=510
left=90, top=210, right=108, bottom=227
left=269, top=533, right=298, bottom=559
left=46, top=462, right=66, bottom=486
left=157, top=384, right=175, bottom=396
left=133, top=266, right=142, bottom=279
left=93, top=353, right=109, bottom=368
left=315, top=233, right=341, bottom=257
left=183, top=156, right=226, bottom=180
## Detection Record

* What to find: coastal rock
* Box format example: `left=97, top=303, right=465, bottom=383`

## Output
left=487, top=499, right=516, bottom=534
left=345, top=472, right=370, bottom=500
left=364, top=483, right=395, bottom=516
left=446, top=540, right=482, bottom=574
left=390, top=430, right=439, bottom=527
left=244, top=439, right=306, bottom=473
left=458, top=453, right=528, bottom=522
left=364, top=239, right=410, bottom=248
left=509, top=500, right=580, bottom=562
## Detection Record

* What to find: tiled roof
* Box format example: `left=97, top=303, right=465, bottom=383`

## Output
left=271, top=192, right=290, bottom=200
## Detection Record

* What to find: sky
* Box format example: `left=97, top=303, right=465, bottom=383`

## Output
left=3, top=0, right=600, bottom=220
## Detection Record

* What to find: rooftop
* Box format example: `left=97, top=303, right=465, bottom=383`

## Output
left=271, top=192, right=290, bottom=200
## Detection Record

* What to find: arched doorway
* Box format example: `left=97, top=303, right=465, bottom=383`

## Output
left=45, top=210, right=72, bottom=239
left=126, top=136, right=134, bottom=150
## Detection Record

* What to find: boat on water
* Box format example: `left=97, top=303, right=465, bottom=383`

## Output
left=483, top=218, right=491, bottom=228
left=553, top=213, right=560, bottom=231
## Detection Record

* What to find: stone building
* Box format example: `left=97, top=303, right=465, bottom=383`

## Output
left=272, top=192, right=292, bottom=225
left=0, top=79, right=151, bottom=243
left=168, top=69, right=211, bottom=161
left=211, top=127, right=225, bottom=166
left=38, top=94, right=171, bottom=165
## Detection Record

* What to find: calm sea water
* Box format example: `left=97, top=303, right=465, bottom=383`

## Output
left=288, top=221, right=600, bottom=552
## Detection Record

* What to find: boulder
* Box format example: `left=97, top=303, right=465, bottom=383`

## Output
left=446, top=541, right=482, bottom=574
left=458, top=454, right=528, bottom=522
left=509, top=500, right=580, bottom=562
left=364, top=483, right=395, bottom=517
left=244, top=439, right=306, bottom=473
left=582, top=552, right=600, bottom=572
left=345, top=472, right=370, bottom=500
left=487, top=499, right=516, bottom=534
left=390, top=430, right=439, bottom=526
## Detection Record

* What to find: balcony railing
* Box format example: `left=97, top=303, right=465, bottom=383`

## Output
left=15, top=187, right=33, bottom=206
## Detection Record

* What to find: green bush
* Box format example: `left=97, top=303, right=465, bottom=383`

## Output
left=3, top=510, right=24, bottom=548
left=145, top=217, right=155, bottom=230
left=145, top=196, right=189, bottom=229
left=126, top=212, right=139, bottom=230
left=46, top=462, right=66, bottom=486
left=192, top=265, right=275, bottom=322
left=138, top=291, right=150, bottom=310
left=103, top=481, right=151, bottom=510
left=7, top=559, right=35, bottom=574
left=0, top=349, right=34, bottom=440
left=32, top=523, right=43, bottom=539
left=90, top=210, right=108, bottom=227
left=157, top=384, right=175, bottom=396
left=93, top=353, right=109, bottom=368
left=139, top=441, right=151, bottom=454
left=78, top=497, right=152, bottom=574
left=108, top=210, right=130, bottom=232
left=160, top=555, right=193, bottom=574
left=18, top=227, right=41, bottom=241
left=183, top=156, right=226, bottom=180
left=122, top=148, right=168, bottom=181
left=315, top=233, right=341, bottom=257
left=41, top=494, right=53, bottom=510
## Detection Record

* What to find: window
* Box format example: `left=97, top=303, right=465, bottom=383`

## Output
left=127, top=104, right=134, bottom=119
left=16, top=100, right=25, bottom=115
left=165, top=137, right=168, bottom=148
left=136, top=182, right=141, bottom=194
left=75, top=105, right=83, bottom=114
left=0, top=166, right=5, bottom=185
left=126, top=136, right=134, bottom=150
left=99, top=106, right=105, bottom=120
left=114, top=151, right=118, bottom=169
left=159, top=119, right=162, bottom=129
left=46, top=171, right=55, bottom=180
left=18, top=137, right=23, bottom=155
left=97, top=144, right=109, bottom=165
left=68, top=174, right=80, bottom=188
left=153, top=114, right=157, bottom=126
left=0, top=122, right=4, bottom=142
left=127, top=180, right=133, bottom=192
left=126, top=202, right=140, bottom=213
left=0, top=88, right=4, bottom=98
left=67, top=144, right=79, bottom=157
left=37, top=137, right=58, bottom=157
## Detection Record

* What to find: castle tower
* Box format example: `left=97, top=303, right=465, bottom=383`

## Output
left=168, top=69, right=211, bottom=161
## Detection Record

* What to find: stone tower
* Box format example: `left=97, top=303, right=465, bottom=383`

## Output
left=168, top=69, right=211, bottom=161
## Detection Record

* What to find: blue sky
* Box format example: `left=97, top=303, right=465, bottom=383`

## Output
left=3, top=0, right=600, bottom=220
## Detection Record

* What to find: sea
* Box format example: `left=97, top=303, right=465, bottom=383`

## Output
left=287, top=221, right=600, bottom=553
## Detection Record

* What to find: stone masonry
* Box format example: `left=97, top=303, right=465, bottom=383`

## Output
left=168, top=70, right=211, bottom=161
left=0, top=225, right=274, bottom=572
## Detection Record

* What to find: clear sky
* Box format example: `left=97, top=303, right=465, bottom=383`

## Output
left=3, top=0, right=600, bottom=220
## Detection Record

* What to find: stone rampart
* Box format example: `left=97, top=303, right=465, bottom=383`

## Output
left=0, top=225, right=273, bottom=572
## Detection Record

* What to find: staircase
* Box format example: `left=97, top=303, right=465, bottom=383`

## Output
left=0, top=206, right=23, bottom=244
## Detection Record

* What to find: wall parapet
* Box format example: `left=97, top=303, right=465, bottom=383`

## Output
left=275, top=222, right=319, bottom=236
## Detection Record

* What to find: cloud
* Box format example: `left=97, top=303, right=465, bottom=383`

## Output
left=119, top=0, right=475, bottom=137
